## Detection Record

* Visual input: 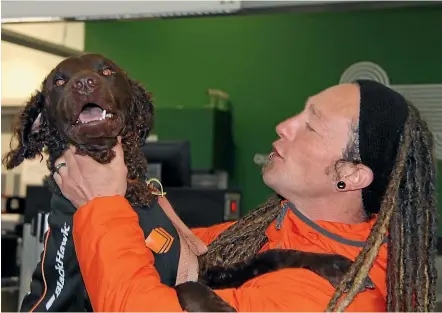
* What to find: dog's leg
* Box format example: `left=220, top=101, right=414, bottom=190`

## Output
left=176, top=251, right=375, bottom=311
left=175, top=281, right=236, bottom=312
left=201, top=249, right=375, bottom=292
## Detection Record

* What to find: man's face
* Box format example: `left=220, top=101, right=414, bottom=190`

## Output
left=263, top=83, right=360, bottom=200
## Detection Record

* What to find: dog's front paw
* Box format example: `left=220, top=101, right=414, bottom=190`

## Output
left=175, top=281, right=237, bottom=312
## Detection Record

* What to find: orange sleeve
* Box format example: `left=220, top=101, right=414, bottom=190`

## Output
left=73, top=196, right=386, bottom=312
left=191, top=222, right=235, bottom=245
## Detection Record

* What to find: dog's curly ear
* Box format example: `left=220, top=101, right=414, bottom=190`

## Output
left=127, top=79, right=155, bottom=146
left=2, top=91, right=48, bottom=169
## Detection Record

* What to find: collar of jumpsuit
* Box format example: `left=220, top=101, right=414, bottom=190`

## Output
left=261, top=201, right=388, bottom=300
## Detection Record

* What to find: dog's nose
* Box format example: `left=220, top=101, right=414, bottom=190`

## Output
left=73, top=76, right=99, bottom=93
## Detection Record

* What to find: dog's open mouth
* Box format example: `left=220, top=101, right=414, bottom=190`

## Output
left=68, top=101, right=122, bottom=142
left=74, top=103, right=114, bottom=125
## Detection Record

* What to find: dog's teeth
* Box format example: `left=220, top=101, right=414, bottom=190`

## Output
left=101, top=110, right=106, bottom=120
left=105, top=113, right=113, bottom=118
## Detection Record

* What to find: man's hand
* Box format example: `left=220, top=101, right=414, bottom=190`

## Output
left=53, top=137, right=128, bottom=208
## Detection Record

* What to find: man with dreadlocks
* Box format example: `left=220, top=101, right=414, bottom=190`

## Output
left=54, top=80, right=437, bottom=312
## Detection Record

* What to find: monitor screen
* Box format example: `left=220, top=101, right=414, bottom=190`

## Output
left=140, top=141, right=191, bottom=187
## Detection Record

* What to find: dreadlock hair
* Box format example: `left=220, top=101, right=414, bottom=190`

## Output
left=199, top=194, right=282, bottom=272
left=325, top=103, right=437, bottom=312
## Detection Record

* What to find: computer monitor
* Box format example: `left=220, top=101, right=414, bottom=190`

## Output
left=140, top=141, right=191, bottom=187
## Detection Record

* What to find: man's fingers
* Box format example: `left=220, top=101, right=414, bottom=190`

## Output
left=53, top=172, right=63, bottom=187
left=62, top=142, right=125, bottom=172
left=64, top=146, right=85, bottom=173
left=112, top=140, right=126, bottom=165
left=54, top=158, right=68, bottom=177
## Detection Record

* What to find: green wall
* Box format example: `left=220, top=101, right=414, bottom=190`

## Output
left=85, top=6, right=442, bottom=229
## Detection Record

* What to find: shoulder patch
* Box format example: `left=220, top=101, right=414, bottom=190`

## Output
left=145, top=227, right=174, bottom=254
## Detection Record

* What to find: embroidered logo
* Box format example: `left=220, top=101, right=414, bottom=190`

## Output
left=145, top=227, right=174, bottom=254
left=46, top=223, right=70, bottom=310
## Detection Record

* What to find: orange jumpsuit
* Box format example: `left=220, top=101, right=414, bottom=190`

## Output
left=73, top=196, right=387, bottom=312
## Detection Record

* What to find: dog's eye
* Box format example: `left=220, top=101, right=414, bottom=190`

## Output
left=55, top=79, right=65, bottom=87
left=102, top=68, right=113, bottom=76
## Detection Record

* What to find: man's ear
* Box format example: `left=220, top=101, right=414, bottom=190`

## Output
left=2, top=91, right=48, bottom=169
left=127, top=78, right=154, bottom=146
left=337, top=163, right=374, bottom=191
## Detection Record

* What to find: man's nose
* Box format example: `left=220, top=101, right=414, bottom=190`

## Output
left=276, top=116, right=298, bottom=140
left=72, top=75, right=100, bottom=94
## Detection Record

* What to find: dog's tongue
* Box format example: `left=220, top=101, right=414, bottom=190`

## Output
left=79, top=107, right=103, bottom=123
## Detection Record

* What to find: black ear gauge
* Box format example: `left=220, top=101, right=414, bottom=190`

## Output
left=337, top=181, right=346, bottom=190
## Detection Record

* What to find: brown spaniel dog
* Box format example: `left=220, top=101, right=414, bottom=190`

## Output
left=3, top=53, right=154, bottom=206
